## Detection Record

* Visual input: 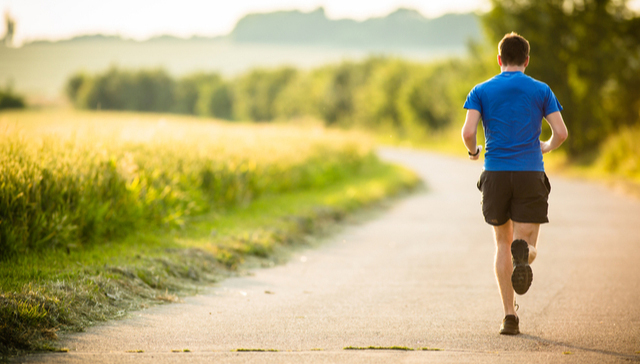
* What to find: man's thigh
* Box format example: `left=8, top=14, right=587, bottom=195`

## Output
left=477, top=171, right=512, bottom=226
left=510, top=172, right=550, bottom=224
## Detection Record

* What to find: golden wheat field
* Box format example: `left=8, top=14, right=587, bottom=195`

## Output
left=0, top=109, right=375, bottom=256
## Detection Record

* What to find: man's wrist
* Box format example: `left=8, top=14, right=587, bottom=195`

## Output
left=468, top=147, right=480, bottom=157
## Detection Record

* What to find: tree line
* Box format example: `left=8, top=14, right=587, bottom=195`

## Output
left=66, top=57, right=486, bottom=137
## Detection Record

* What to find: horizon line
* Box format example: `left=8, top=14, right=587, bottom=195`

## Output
left=6, top=7, right=483, bottom=47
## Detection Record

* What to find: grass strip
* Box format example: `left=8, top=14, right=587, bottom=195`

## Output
left=233, top=349, right=279, bottom=352
left=0, top=160, right=419, bottom=356
left=344, top=346, right=415, bottom=351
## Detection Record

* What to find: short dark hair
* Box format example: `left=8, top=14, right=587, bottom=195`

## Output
left=498, top=32, right=530, bottom=66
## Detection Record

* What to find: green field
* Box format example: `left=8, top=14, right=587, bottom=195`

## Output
left=0, top=109, right=420, bottom=355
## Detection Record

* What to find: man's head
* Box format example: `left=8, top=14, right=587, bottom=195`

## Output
left=498, top=32, right=530, bottom=67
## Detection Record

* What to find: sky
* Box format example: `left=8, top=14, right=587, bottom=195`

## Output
left=0, top=0, right=492, bottom=44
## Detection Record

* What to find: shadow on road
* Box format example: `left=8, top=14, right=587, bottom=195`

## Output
left=518, top=334, right=640, bottom=361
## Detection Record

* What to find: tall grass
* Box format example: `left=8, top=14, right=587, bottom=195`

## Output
left=597, top=125, right=640, bottom=180
left=0, top=110, right=373, bottom=258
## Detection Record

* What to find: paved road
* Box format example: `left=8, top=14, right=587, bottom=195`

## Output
left=20, top=148, right=640, bottom=363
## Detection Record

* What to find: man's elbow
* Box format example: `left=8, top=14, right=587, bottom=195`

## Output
left=461, top=128, right=476, bottom=142
left=557, top=127, right=568, bottom=143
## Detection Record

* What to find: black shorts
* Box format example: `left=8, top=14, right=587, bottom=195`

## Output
left=477, top=171, right=551, bottom=226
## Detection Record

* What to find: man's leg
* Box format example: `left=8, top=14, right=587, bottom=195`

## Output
left=513, top=222, right=540, bottom=264
left=510, top=221, right=540, bottom=296
left=493, top=220, right=516, bottom=316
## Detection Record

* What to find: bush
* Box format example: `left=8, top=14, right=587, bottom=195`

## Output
left=0, top=88, right=25, bottom=110
left=598, top=125, right=640, bottom=179
left=195, top=77, right=233, bottom=119
left=173, top=73, right=218, bottom=115
left=232, top=67, right=298, bottom=121
left=315, top=61, right=372, bottom=125
left=69, top=67, right=175, bottom=111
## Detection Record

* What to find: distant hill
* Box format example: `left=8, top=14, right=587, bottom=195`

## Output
left=230, top=8, right=482, bottom=49
left=24, top=7, right=482, bottom=50
left=27, top=34, right=127, bottom=45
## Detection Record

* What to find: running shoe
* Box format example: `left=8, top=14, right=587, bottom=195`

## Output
left=511, top=239, right=533, bottom=295
left=500, top=315, right=520, bottom=335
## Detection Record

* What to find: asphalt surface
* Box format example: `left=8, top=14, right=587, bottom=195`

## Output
left=18, top=148, right=640, bottom=363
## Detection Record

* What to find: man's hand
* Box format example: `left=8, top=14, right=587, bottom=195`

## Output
left=541, top=112, right=568, bottom=154
left=469, top=145, right=483, bottom=160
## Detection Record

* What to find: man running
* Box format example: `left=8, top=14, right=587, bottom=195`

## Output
left=461, top=32, right=568, bottom=335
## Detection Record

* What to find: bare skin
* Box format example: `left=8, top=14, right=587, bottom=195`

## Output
left=461, top=55, right=568, bottom=318
left=493, top=220, right=539, bottom=316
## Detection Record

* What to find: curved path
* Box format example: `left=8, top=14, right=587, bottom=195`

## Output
left=21, top=148, right=640, bottom=363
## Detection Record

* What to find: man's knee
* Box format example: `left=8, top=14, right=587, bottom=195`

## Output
left=513, top=222, right=539, bottom=238
left=493, top=220, right=514, bottom=247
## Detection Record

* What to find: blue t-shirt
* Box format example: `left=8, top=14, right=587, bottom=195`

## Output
left=463, top=71, right=563, bottom=171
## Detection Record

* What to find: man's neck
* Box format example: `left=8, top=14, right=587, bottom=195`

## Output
left=501, top=64, right=526, bottom=73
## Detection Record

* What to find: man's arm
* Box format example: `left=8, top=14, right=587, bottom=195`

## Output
left=461, top=109, right=482, bottom=160
left=541, top=111, right=568, bottom=154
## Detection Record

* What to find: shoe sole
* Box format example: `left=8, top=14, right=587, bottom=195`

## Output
left=499, top=328, right=520, bottom=335
left=511, top=239, right=533, bottom=295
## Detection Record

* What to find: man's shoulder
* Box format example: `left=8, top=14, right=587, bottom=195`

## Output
left=469, top=75, right=499, bottom=96
left=516, top=74, right=554, bottom=93
left=469, top=73, right=553, bottom=98
left=474, top=75, right=500, bottom=88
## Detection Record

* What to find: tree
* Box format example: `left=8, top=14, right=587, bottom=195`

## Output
left=0, top=89, right=25, bottom=109
left=3, top=11, right=15, bottom=47
left=233, top=68, right=297, bottom=121
left=483, top=0, right=640, bottom=155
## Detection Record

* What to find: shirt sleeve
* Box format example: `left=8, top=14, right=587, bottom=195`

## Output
left=463, top=85, right=482, bottom=113
left=544, top=87, right=563, bottom=116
